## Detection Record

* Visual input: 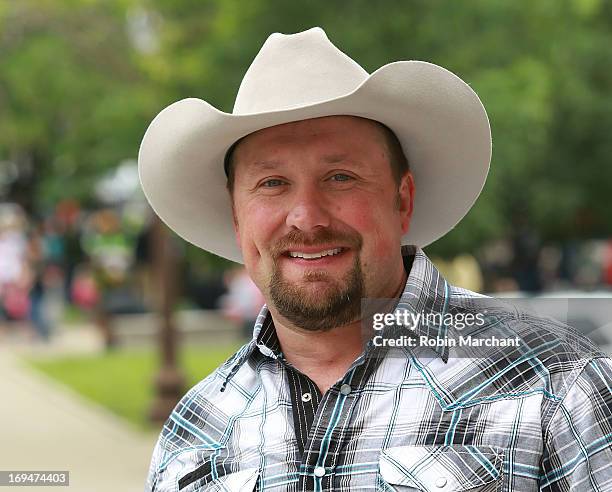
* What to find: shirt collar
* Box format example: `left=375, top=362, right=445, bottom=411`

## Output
left=389, top=245, right=452, bottom=363
left=220, top=245, right=452, bottom=391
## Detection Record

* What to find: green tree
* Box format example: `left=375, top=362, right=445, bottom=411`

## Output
left=0, top=0, right=159, bottom=210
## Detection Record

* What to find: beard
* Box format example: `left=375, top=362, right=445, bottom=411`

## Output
left=268, top=228, right=364, bottom=332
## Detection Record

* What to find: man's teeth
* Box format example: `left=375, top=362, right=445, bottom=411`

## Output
left=289, top=248, right=342, bottom=259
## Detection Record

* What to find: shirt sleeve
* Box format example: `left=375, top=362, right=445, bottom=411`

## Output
left=540, top=357, right=612, bottom=491
left=144, top=433, right=165, bottom=492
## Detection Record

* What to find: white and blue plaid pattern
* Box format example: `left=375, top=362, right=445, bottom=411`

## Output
left=146, top=246, right=612, bottom=491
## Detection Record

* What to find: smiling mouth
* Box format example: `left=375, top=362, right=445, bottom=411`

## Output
left=285, top=247, right=344, bottom=260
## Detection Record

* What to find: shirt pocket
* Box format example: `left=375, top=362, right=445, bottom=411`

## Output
left=178, top=465, right=259, bottom=492
left=379, top=445, right=504, bottom=492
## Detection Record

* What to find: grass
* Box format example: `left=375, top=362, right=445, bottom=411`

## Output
left=26, top=343, right=244, bottom=430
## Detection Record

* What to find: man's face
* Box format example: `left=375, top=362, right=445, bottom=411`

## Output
left=231, top=116, right=414, bottom=332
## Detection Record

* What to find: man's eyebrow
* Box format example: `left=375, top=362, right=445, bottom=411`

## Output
left=322, top=153, right=350, bottom=164
left=244, top=160, right=283, bottom=175
left=243, top=154, right=357, bottom=177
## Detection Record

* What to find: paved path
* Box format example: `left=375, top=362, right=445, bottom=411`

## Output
left=0, top=348, right=158, bottom=492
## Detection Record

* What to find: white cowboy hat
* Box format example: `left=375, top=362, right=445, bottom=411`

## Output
left=138, top=27, right=491, bottom=263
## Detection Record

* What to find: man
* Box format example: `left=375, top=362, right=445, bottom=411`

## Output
left=140, top=28, right=612, bottom=491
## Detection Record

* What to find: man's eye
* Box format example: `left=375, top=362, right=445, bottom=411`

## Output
left=261, top=179, right=284, bottom=188
left=330, top=174, right=353, bottom=182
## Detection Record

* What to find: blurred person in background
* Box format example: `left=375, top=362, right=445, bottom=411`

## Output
left=133, top=214, right=157, bottom=310
left=0, top=204, right=30, bottom=324
left=510, top=214, right=543, bottom=293
left=41, top=216, right=65, bottom=275
left=219, top=266, right=265, bottom=339
left=26, top=221, right=51, bottom=341
left=83, top=208, right=134, bottom=349
left=56, top=199, right=85, bottom=305
left=605, top=239, right=612, bottom=287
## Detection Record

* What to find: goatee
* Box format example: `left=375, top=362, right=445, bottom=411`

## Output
left=268, top=228, right=364, bottom=332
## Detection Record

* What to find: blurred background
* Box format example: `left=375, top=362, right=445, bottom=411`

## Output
left=1, top=1, right=612, bottom=490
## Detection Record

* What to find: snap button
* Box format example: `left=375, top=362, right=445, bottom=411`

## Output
left=314, top=466, right=326, bottom=478
left=435, top=476, right=447, bottom=488
left=257, top=345, right=274, bottom=357
left=340, top=383, right=352, bottom=395
left=301, top=392, right=312, bottom=402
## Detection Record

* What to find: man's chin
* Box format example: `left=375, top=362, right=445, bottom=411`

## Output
left=268, top=252, right=365, bottom=331
left=269, top=282, right=361, bottom=331
left=277, top=280, right=338, bottom=302
left=275, top=300, right=360, bottom=332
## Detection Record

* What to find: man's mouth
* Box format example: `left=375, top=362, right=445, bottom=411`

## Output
left=287, top=247, right=344, bottom=260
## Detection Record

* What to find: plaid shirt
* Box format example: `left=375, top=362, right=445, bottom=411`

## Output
left=146, top=246, right=612, bottom=491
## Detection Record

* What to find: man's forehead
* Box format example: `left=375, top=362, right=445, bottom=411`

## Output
left=232, top=115, right=386, bottom=158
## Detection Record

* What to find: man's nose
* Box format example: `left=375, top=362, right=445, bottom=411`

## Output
left=286, top=187, right=331, bottom=232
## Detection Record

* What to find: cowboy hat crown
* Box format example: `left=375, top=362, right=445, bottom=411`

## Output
left=234, top=28, right=367, bottom=114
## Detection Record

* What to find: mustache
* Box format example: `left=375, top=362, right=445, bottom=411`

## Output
left=270, top=228, right=363, bottom=259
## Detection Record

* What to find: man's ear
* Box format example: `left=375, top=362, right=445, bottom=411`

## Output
left=398, top=171, right=415, bottom=235
left=234, top=224, right=241, bottom=249
left=231, top=204, right=241, bottom=248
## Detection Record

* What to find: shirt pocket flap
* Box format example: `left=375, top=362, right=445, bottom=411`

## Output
left=179, top=466, right=259, bottom=491
left=379, top=445, right=504, bottom=491
left=210, top=467, right=259, bottom=491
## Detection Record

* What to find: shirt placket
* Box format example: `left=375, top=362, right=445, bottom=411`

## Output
left=278, top=352, right=384, bottom=491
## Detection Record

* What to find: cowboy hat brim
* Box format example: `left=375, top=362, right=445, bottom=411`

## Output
left=138, top=60, right=491, bottom=263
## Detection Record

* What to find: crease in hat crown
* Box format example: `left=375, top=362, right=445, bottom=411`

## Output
left=233, top=27, right=369, bottom=115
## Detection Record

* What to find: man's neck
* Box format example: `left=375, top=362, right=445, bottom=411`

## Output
left=268, top=266, right=408, bottom=394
